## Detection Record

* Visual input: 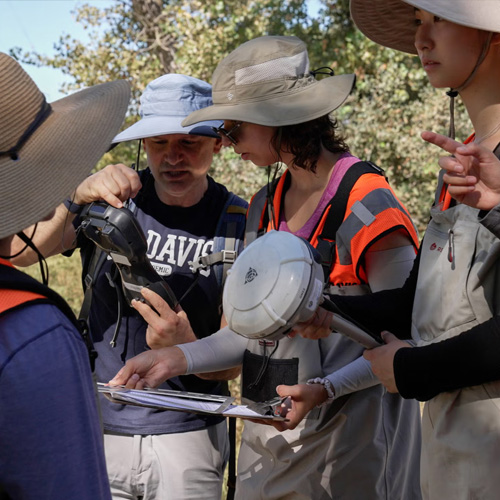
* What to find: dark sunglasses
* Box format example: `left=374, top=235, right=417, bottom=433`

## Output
left=211, top=121, right=242, bottom=144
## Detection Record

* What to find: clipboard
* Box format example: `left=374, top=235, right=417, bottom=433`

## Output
left=97, top=383, right=288, bottom=421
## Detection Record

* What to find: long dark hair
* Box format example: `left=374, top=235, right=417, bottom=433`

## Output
left=270, top=115, right=349, bottom=173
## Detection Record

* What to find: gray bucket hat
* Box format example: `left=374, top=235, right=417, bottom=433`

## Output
left=0, top=53, right=130, bottom=240
left=112, top=74, right=221, bottom=143
left=350, top=0, right=500, bottom=55
left=182, top=36, right=355, bottom=128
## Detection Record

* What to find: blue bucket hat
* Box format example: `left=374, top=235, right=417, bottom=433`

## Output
left=113, top=74, right=221, bottom=143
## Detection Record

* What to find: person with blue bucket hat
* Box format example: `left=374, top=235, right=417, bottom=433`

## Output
left=11, top=73, right=247, bottom=499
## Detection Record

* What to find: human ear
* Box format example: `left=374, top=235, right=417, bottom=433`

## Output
left=212, top=138, right=223, bottom=154
left=489, top=32, right=500, bottom=46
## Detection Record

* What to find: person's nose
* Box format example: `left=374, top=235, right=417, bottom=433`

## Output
left=220, top=135, right=234, bottom=148
left=414, top=23, right=434, bottom=53
left=162, top=143, right=183, bottom=164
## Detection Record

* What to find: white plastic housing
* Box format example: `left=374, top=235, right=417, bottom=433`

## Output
left=223, top=230, right=324, bottom=340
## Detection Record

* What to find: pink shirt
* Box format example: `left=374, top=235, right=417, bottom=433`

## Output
left=278, top=152, right=361, bottom=238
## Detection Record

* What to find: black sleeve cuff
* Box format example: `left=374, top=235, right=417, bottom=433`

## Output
left=394, top=316, right=500, bottom=401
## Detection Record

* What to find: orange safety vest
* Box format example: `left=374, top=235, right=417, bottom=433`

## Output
left=0, top=258, right=46, bottom=315
left=250, top=168, right=419, bottom=287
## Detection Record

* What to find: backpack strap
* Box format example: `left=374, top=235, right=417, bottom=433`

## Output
left=0, top=262, right=97, bottom=370
left=315, top=161, right=385, bottom=281
left=190, top=191, right=247, bottom=287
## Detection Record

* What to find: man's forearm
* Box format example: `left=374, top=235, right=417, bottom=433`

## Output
left=10, top=203, right=77, bottom=266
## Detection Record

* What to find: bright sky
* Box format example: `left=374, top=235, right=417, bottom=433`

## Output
left=0, top=0, right=114, bottom=101
left=1, top=0, right=322, bottom=102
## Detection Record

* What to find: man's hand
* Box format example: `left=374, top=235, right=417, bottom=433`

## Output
left=363, top=331, right=411, bottom=393
left=422, top=131, right=500, bottom=210
left=109, top=346, right=188, bottom=389
left=132, top=288, right=196, bottom=349
left=73, top=163, right=142, bottom=208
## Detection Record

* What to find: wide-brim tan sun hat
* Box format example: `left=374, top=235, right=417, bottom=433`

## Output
left=182, top=36, right=355, bottom=128
left=0, top=53, right=130, bottom=240
left=350, top=0, right=500, bottom=55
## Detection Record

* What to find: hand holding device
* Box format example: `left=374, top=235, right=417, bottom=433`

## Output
left=80, top=202, right=178, bottom=311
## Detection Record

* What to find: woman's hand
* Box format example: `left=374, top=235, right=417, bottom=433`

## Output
left=108, top=346, right=188, bottom=389
left=363, top=331, right=411, bottom=393
left=289, top=307, right=333, bottom=340
left=422, top=131, right=500, bottom=210
left=250, top=383, right=328, bottom=432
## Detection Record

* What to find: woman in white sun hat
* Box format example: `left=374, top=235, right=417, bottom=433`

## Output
left=111, top=35, right=423, bottom=499
left=325, top=1, right=500, bottom=499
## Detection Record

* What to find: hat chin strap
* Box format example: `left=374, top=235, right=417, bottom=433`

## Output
left=446, top=32, right=494, bottom=139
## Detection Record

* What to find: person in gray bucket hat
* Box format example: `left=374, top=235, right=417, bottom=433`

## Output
left=111, top=35, right=423, bottom=499
left=0, top=53, right=130, bottom=498
left=10, top=73, right=247, bottom=500
left=304, top=1, right=500, bottom=499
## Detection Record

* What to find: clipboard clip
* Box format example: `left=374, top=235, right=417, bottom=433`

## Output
left=246, top=396, right=290, bottom=417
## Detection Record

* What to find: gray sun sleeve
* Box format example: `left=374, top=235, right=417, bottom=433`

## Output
left=364, top=245, right=416, bottom=293
left=176, top=326, right=248, bottom=374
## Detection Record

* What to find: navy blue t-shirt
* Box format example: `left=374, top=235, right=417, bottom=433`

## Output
left=79, top=170, right=234, bottom=435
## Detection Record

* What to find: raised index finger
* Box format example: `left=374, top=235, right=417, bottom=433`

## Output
left=421, top=131, right=462, bottom=156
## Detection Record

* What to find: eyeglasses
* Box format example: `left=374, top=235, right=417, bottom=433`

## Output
left=212, top=121, right=242, bottom=145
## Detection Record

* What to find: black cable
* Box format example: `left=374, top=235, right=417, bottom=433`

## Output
left=14, top=229, right=49, bottom=285
left=0, top=223, right=38, bottom=260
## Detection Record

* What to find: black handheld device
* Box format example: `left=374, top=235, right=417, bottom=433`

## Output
left=80, top=202, right=178, bottom=311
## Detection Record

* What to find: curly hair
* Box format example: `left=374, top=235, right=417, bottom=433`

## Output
left=270, top=115, right=349, bottom=173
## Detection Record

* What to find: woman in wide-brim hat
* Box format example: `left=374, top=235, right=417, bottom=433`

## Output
left=0, top=53, right=130, bottom=498
left=346, top=2, right=500, bottom=499
left=179, top=35, right=423, bottom=499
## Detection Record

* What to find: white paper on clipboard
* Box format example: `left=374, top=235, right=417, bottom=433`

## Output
left=97, top=383, right=287, bottom=421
